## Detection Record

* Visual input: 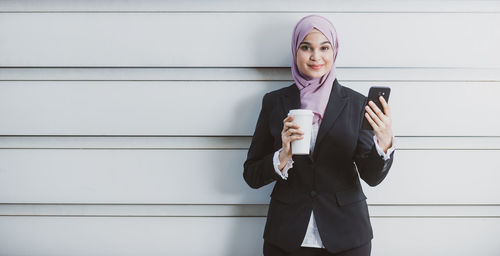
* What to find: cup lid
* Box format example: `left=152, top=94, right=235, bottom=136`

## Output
left=288, top=109, right=314, bottom=116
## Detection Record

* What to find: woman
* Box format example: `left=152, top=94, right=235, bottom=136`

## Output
left=243, top=15, right=395, bottom=256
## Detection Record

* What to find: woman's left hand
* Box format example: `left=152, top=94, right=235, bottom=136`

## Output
left=364, top=96, right=393, bottom=153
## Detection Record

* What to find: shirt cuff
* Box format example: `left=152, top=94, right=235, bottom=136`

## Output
left=273, top=148, right=294, bottom=180
left=373, top=135, right=396, bottom=161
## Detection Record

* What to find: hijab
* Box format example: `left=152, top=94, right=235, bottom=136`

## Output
left=291, top=15, right=339, bottom=125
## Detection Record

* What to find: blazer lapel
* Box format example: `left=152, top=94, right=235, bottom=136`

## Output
left=313, top=79, right=347, bottom=160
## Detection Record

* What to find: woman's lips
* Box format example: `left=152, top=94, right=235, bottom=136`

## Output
left=308, top=64, right=323, bottom=70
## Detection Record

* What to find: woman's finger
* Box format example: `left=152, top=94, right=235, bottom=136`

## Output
left=283, top=115, right=292, bottom=125
left=287, top=129, right=304, bottom=136
left=284, top=122, right=300, bottom=129
left=364, top=112, right=378, bottom=130
left=368, top=101, right=386, bottom=121
left=290, top=134, right=304, bottom=141
left=379, top=96, right=392, bottom=117
left=365, top=105, right=384, bottom=128
left=282, top=116, right=293, bottom=130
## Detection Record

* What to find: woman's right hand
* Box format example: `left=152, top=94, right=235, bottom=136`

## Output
left=278, top=115, right=304, bottom=170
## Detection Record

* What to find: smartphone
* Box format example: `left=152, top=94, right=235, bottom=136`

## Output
left=361, top=86, right=391, bottom=130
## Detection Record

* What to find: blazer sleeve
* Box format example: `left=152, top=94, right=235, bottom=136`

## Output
left=243, top=93, right=282, bottom=189
left=353, top=122, right=395, bottom=187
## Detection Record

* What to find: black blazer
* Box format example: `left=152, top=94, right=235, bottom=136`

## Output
left=243, top=79, right=394, bottom=253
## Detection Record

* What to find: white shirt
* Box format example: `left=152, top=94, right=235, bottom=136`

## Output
left=272, top=122, right=396, bottom=248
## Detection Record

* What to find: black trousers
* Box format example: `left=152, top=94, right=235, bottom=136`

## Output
left=263, top=241, right=371, bottom=256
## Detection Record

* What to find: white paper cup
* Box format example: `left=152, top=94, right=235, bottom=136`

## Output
left=288, top=109, right=314, bottom=155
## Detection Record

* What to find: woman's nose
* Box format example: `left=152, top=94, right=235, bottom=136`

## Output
left=310, top=50, right=320, bottom=61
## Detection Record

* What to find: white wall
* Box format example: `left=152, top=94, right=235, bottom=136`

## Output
left=1, top=1, right=499, bottom=255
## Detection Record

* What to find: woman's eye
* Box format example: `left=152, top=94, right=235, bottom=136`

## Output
left=321, top=46, right=330, bottom=51
left=300, top=45, right=310, bottom=50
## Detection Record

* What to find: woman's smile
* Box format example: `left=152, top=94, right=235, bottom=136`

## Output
left=308, top=64, right=324, bottom=70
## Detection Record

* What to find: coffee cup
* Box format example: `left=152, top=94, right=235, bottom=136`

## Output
left=288, top=109, right=313, bottom=155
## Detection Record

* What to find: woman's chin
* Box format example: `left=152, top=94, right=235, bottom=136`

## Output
left=305, top=70, right=327, bottom=78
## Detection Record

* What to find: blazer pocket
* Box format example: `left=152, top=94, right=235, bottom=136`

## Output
left=270, top=185, right=296, bottom=205
left=335, top=187, right=367, bottom=207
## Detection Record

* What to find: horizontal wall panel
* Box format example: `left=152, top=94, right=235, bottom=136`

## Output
left=0, top=149, right=499, bottom=204
left=1, top=204, right=500, bottom=218
left=1, top=0, right=499, bottom=13
left=0, top=149, right=271, bottom=204
left=362, top=149, right=500, bottom=204
left=0, top=81, right=499, bottom=136
left=2, top=67, right=500, bottom=81
left=371, top=218, right=500, bottom=256
left=1, top=13, right=499, bottom=67
left=0, top=216, right=499, bottom=256
left=1, top=136, right=500, bottom=150
left=0, top=216, right=265, bottom=256
left=0, top=80, right=279, bottom=136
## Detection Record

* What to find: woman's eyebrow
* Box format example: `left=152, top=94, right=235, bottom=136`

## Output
left=299, top=41, right=331, bottom=45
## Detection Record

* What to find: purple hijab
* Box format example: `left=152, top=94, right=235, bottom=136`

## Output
left=291, top=15, right=339, bottom=125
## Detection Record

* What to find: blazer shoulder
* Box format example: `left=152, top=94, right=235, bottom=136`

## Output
left=267, top=84, right=295, bottom=97
left=261, top=83, right=295, bottom=104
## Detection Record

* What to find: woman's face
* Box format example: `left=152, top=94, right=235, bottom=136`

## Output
left=296, top=29, right=334, bottom=79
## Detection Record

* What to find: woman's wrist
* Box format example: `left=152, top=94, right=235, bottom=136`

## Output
left=278, top=150, right=291, bottom=170
left=382, top=137, right=393, bottom=153
left=376, top=134, right=393, bottom=154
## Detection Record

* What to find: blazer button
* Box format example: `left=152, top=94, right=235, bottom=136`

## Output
left=310, top=190, right=317, bottom=198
